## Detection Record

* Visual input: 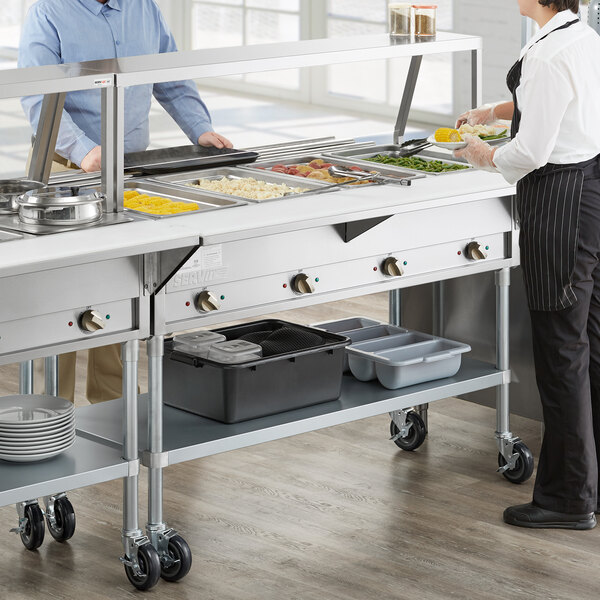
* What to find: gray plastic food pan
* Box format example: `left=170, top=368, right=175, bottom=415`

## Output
left=311, top=317, right=382, bottom=333
left=312, top=320, right=408, bottom=371
left=348, top=335, right=471, bottom=389
left=347, top=332, right=432, bottom=381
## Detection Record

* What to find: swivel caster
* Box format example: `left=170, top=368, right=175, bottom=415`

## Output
left=389, top=411, right=427, bottom=451
left=498, top=440, right=534, bottom=484
left=16, top=502, right=45, bottom=551
left=123, top=543, right=162, bottom=591
left=160, top=534, right=193, bottom=582
left=45, top=494, right=76, bottom=542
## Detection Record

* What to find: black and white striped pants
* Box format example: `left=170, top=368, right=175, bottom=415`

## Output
left=529, top=162, right=600, bottom=514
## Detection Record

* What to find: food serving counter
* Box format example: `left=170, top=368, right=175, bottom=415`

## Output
left=0, top=32, right=528, bottom=592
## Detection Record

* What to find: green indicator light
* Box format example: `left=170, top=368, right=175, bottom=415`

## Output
left=315, top=277, right=320, bottom=282
left=403, top=261, right=408, bottom=266
left=220, top=295, right=225, bottom=300
left=485, top=246, right=489, bottom=250
left=105, top=314, right=111, bottom=320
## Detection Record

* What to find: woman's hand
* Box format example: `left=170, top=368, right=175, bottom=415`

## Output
left=453, top=134, right=497, bottom=172
left=80, top=145, right=102, bottom=172
left=198, top=131, right=233, bottom=149
left=455, top=105, right=496, bottom=128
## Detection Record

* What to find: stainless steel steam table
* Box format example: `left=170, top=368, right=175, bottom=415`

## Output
left=1, top=31, right=529, bottom=591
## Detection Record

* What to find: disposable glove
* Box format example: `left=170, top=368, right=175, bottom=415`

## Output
left=453, top=134, right=498, bottom=172
left=455, top=105, right=496, bottom=128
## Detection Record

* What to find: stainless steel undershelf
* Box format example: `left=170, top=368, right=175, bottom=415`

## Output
left=76, top=357, right=505, bottom=465
left=0, top=435, right=129, bottom=507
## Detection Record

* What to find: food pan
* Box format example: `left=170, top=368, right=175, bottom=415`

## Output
left=18, top=187, right=104, bottom=226
left=247, top=156, right=422, bottom=184
left=324, top=145, right=472, bottom=176
left=0, top=179, right=45, bottom=214
left=311, top=319, right=408, bottom=371
left=311, top=316, right=383, bottom=333
left=347, top=331, right=471, bottom=389
left=149, top=167, right=336, bottom=203
left=123, top=180, right=244, bottom=218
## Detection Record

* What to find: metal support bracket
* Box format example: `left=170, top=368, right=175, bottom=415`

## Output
left=28, top=92, right=66, bottom=184
left=101, top=85, right=125, bottom=213
left=141, top=451, right=169, bottom=469
left=495, top=433, right=522, bottom=472
left=333, top=216, right=393, bottom=243
left=143, top=245, right=201, bottom=296
left=393, top=55, right=423, bottom=144
left=127, top=459, right=141, bottom=477
left=389, top=410, right=413, bottom=442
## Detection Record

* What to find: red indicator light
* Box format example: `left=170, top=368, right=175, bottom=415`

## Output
left=283, top=283, right=288, bottom=289
left=457, top=251, right=462, bottom=255
left=185, top=301, right=191, bottom=307
left=68, top=321, right=73, bottom=327
left=373, top=267, right=378, bottom=271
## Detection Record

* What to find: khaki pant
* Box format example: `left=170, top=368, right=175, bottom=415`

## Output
left=25, top=146, right=80, bottom=174
left=34, top=344, right=124, bottom=404
left=26, top=148, right=122, bottom=404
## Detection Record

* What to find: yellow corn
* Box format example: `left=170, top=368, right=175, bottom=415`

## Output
left=434, top=128, right=462, bottom=143
left=123, top=192, right=199, bottom=214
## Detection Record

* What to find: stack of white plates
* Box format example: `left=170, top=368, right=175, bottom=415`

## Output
left=0, top=395, right=76, bottom=463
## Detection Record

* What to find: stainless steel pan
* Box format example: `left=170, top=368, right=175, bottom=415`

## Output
left=0, top=180, right=45, bottom=214
left=18, top=187, right=104, bottom=226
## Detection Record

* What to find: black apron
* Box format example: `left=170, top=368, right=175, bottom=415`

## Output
left=508, top=18, right=596, bottom=311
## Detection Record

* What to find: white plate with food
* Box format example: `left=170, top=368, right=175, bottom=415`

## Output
left=458, top=124, right=510, bottom=144
left=428, top=125, right=509, bottom=150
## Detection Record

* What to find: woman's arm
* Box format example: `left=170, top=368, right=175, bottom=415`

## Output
left=493, top=101, right=515, bottom=121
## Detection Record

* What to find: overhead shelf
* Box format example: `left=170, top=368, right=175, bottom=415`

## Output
left=76, top=357, right=505, bottom=466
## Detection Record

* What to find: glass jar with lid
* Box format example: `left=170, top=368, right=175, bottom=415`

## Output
left=389, top=3, right=412, bottom=36
left=413, top=5, right=437, bottom=36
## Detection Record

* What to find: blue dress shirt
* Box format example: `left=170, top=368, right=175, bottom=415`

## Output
left=18, top=0, right=213, bottom=166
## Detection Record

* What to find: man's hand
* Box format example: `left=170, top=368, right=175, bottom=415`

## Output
left=80, top=145, right=102, bottom=172
left=198, top=131, right=233, bottom=149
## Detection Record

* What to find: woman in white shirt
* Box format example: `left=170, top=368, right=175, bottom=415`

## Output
left=456, top=0, right=600, bottom=530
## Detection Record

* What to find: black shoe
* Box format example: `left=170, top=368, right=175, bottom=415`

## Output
left=503, top=502, right=597, bottom=530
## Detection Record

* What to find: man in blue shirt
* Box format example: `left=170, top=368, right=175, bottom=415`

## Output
left=19, top=0, right=232, bottom=403
left=19, top=0, right=232, bottom=172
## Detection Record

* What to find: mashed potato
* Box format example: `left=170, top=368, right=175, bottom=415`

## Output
left=187, top=177, right=308, bottom=200
left=458, top=124, right=497, bottom=137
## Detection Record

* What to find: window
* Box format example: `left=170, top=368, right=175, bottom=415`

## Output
left=189, top=0, right=304, bottom=93
left=314, top=0, right=454, bottom=120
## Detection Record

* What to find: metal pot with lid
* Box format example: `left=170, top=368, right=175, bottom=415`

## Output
left=0, top=180, right=46, bottom=214
left=17, top=186, right=105, bottom=226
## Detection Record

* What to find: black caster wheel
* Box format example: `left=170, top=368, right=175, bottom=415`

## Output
left=47, top=496, right=76, bottom=543
left=390, top=412, right=427, bottom=451
left=161, top=534, right=193, bottom=582
left=20, top=503, right=45, bottom=551
left=124, top=543, right=162, bottom=591
left=498, top=441, right=534, bottom=484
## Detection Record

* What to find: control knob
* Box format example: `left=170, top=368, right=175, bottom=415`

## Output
left=292, top=273, right=315, bottom=294
left=195, top=290, right=221, bottom=312
left=80, top=310, right=105, bottom=332
left=382, top=257, right=404, bottom=277
left=466, top=242, right=488, bottom=261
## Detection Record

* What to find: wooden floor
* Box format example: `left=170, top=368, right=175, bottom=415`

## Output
left=1, top=294, right=598, bottom=600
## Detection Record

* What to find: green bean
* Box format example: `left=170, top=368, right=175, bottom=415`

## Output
left=365, top=154, right=469, bottom=173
